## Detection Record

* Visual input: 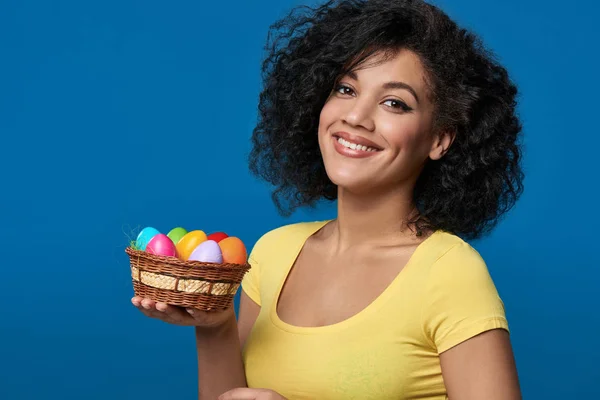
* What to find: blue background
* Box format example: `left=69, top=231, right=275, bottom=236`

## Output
left=1, top=0, right=598, bottom=398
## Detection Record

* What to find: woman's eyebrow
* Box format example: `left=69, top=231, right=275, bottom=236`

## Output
left=382, top=81, right=419, bottom=104
left=346, top=70, right=420, bottom=104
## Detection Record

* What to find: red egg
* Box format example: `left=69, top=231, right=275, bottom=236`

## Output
left=207, top=231, right=229, bottom=243
left=146, top=234, right=177, bottom=257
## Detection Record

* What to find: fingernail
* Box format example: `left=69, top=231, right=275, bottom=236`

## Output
left=186, top=308, right=194, bottom=315
left=156, top=303, right=166, bottom=312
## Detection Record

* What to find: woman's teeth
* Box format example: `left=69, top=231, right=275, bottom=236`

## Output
left=337, top=137, right=378, bottom=152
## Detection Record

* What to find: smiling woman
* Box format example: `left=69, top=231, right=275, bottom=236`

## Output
left=318, top=49, right=448, bottom=196
left=132, top=0, right=525, bottom=399
left=247, top=1, right=524, bottom=241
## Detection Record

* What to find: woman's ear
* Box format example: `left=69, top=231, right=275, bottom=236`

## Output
left=429, top=129, right=456, bottom=160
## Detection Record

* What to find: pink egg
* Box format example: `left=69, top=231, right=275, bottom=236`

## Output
left=146, top=233, right=177, bottom=257
left=188, top=240, right=223, bottom=263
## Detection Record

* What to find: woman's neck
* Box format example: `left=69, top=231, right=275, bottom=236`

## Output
left=326, top=185, right=423, bottom=253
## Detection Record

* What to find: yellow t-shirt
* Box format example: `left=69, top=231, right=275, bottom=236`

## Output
left=241, top=220, right=509, bottom=400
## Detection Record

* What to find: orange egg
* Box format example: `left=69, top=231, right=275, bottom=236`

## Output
left=218, top=236, right=247, bottom=264
left=175, top=230, right=208, bottom=260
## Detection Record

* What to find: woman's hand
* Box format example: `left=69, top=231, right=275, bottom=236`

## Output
left=131, top=296, right=235, bottom=330
left=218, top=388, right=288, bottom=400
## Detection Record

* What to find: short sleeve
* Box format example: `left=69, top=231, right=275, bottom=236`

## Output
left=422, top=242, right=509, bottom=354
left=240, top=224, right=289, bottom=308
left=241, top=245, right=262, bottom=307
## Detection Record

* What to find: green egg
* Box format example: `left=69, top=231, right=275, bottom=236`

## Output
left=167, top=227, right=188, bottom=245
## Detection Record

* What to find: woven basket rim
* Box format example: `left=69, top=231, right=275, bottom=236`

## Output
left=125, top=246, right=251, bottom=270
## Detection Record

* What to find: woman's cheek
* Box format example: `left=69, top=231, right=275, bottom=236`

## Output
left=379, top=118, right=421, bottom=149
left=320, top=98, right=343, bottom=124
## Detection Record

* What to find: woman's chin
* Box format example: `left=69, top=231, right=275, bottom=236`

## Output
left=327, top=172, right=378, bottom=195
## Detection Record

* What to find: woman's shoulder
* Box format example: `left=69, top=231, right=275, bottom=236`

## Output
left=249, top=219, right=331, bottom=260
left=259, top=219, right=330, bottom=240
left=420, top=231, right=509, bottom=352
left=254, top=219, right=330, bottom=244
left=427, top=229, right=485, bottom=265
left=423, top=229, right=496, bottom=288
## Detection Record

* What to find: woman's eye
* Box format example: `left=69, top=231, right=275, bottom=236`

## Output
left=333, top=86, right=412, bottom=112
left=335, top=85, right=354, bottom=96
left=383, top=99, right=412, bottom=112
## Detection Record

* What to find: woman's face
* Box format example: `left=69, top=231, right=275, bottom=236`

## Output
left=318, top=49, right=449, bottom=195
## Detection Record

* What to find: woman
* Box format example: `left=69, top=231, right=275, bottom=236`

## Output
left=132, top=0, right=524, bottom=398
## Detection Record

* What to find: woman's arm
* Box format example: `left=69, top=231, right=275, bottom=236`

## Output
left=237, top=291, right=261, bottom=348
left=440, top=329, right=521, bottom=400
left=195, top=291, right=261, bottom=399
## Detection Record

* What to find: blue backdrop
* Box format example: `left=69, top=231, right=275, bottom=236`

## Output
left=1, top=0, right=598, bottom=398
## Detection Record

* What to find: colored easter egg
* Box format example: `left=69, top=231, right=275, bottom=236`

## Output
left=167, top=227, right=188, bottom=245
left=207, top=231, right=228, bottom=243
left=175, top=230, right=208, bottom=261
left=218, top=236, right=247, bottom=264
left=135, top=226, right=160, bottom=251
left=146, top=234, right=177, bottom=257
left=188, top=240, right=223, bottom=263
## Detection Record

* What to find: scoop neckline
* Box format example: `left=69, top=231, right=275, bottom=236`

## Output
left=269, top=219, right=441, bottom=334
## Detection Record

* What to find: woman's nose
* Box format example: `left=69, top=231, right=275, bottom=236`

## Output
left=342, top=100, right=375, bottom=131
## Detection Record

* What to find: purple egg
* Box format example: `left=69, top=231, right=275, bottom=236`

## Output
left=188, top=240, right=223, bottom=263
left=146, top=234, right=177, bottom=257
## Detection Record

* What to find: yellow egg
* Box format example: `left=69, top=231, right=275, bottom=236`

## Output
left=175, top=230, right=208, bottom=261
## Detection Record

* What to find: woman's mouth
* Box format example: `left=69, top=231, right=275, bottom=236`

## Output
left=332, top=135, right=382, bottom=158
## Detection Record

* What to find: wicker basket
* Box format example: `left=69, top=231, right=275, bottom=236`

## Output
left=126, top=246, right=251, bottom=311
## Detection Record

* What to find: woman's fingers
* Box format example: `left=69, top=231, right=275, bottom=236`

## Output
left=132, top=297, right=163, bottom=318
left=218, top=388, right=259, bottom=400
left=157, top=302, right=192, bottom=324
left=131, top=297, right=195, bottom=325
left=131, top=296, right=237, bottom=328
left=140, top=297, right=156, bottom=310
left=219, top=388, right=286, bottom=400
left=131, top=296, right=143, bottom=307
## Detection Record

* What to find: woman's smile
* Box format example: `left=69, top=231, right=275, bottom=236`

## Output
left=332, top=131, right=383, bottom=159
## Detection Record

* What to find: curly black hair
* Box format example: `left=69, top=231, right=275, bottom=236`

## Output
left=248, top=0, right=524, bottom=240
